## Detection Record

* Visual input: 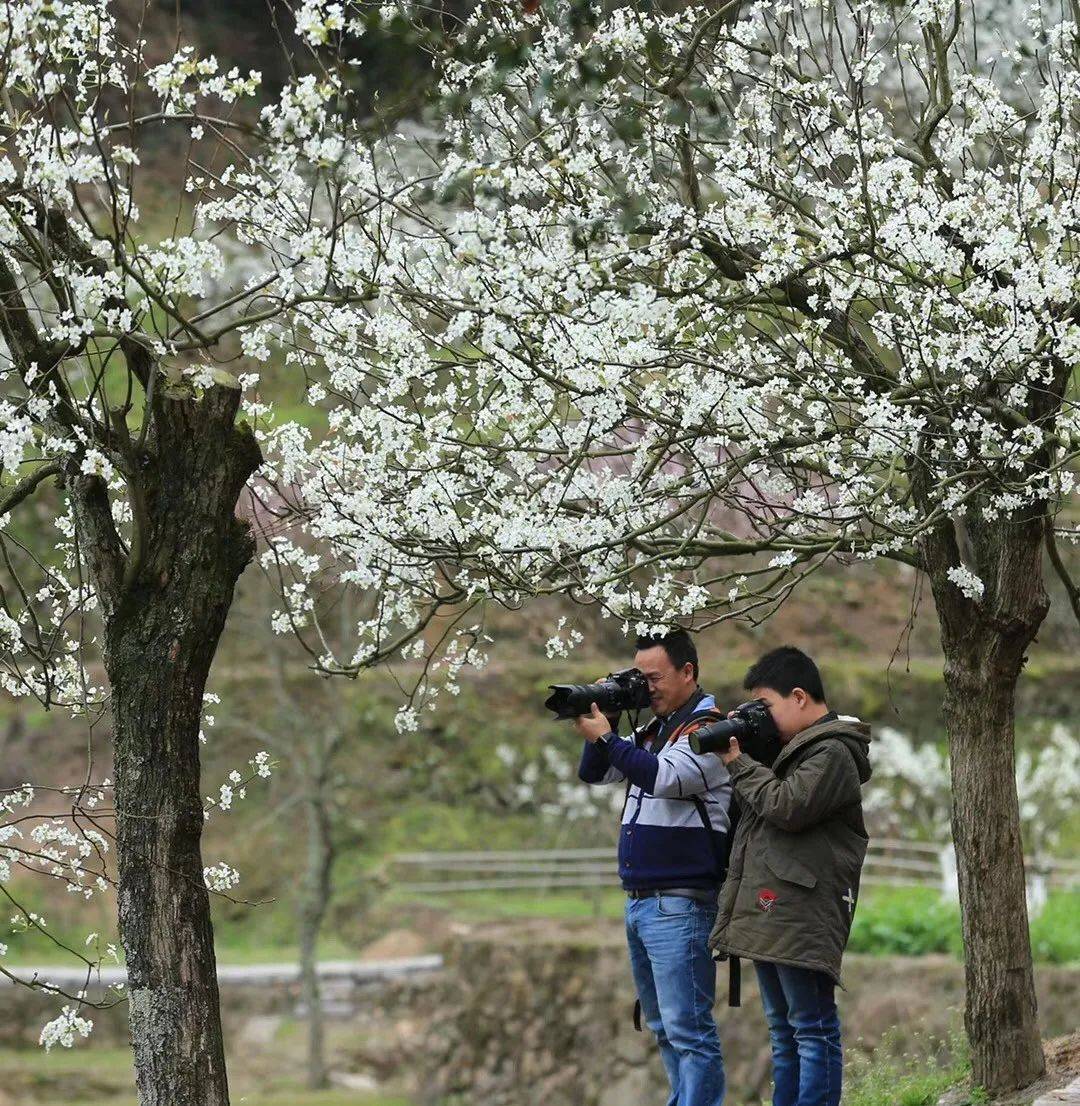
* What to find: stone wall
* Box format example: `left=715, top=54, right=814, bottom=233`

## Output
left=400, top=922, right=1080, bottom=1106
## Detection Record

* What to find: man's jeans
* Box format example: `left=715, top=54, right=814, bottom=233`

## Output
left=625, top=894, right=725, bottom=1106
left=753, top=961, right=842, bottom=1106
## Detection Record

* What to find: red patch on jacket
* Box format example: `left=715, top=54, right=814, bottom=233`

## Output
left=757, top=889, right=778, bottom=913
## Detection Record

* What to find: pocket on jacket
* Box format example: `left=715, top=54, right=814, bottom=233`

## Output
left=762, top=843, right=818, bottom=888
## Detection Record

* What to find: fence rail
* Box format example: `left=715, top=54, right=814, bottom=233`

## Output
left=390, top=838, right=1079, bottom=902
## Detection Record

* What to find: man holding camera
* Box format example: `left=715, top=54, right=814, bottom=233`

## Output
left=575, top=629, right=731, bottom=1106
left=707, top=646, right=872, bottom=1106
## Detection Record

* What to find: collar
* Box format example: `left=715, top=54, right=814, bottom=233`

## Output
left=773, top=710, right=845, bottom=768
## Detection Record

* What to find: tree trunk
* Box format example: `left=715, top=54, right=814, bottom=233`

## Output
left=299, top=785, right=335, bottom=1091
left=81, top=383, right=261, bottom=1106
left=925, top=511, right=1048, bottom=1093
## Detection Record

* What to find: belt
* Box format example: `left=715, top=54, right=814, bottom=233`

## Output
left=626, top=887, right=715, bottom=902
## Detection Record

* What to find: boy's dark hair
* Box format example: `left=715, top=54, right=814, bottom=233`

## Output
left=635, top=629, right=699, bottom=681
left=744, top=646, right=826, bottom=703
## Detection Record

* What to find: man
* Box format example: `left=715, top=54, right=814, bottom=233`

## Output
left=707, top=646, right=872, bottom=1106
left=576, top=629, right=731, bottom=1106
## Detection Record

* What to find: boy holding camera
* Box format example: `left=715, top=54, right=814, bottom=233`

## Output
left=707, top=647, right=872, bottom=1106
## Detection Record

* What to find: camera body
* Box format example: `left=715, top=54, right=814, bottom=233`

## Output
left=545, top=667, right=652, bottom=721
left=688, top=699, right=783, bottom=766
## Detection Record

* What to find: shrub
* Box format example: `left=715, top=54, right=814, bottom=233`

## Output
left=1029, top=890, right=1080, bottom=964
left=848, top=888, right=963, bottom=957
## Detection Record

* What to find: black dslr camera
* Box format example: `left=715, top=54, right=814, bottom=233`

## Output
left=544, top=667, right=652, bottom=720
left=688, top=699, right=782, bottom=766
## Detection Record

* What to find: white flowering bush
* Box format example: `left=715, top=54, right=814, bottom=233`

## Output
left=1015, top=724, right=1080, bottom=856
left=864, top=728, right=953, bottom=840
left=494, top=742, right=623, bottom=822
left=866, top=725, right=1080, bottom=855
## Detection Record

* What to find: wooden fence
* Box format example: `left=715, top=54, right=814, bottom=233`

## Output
left=390, top=840, right=1080, bottom=907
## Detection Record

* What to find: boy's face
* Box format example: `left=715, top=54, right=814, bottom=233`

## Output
left=750, top=685, right=818, bottom=743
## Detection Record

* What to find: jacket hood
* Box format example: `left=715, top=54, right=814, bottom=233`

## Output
left=776, top=715, right=873, bottom=783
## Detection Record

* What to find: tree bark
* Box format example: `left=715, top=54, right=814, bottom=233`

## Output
left=925, top=511, right=1048, bottom=1093
left=83, top=383, right=261, bottom=1106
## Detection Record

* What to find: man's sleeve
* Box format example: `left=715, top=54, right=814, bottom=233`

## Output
left=602, top=736, right=660, bottom=791
left=651, top=737, right=730, bottom=799
left=726, top=742, right=860, bottom=831
left=578, top=738, right=626, bottom=784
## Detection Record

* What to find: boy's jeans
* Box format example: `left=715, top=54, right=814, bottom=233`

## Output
left=625, top=894, right=725, bottom=1106
left=753, top=960, right=842, bottom=1106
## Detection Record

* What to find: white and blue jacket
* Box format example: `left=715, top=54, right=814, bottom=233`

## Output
left=578, top=688, right=733, bottom=891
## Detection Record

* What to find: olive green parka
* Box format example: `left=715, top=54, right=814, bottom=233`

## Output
left=707, top=715, right=873, bottom=984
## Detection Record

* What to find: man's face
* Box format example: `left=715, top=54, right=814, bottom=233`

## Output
left=634, top=645, right=696, bottom=718
left=751, top=685, right=812, bottom=743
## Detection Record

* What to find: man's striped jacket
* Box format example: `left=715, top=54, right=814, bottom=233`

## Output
left=578, top=687, right=733, bottom=891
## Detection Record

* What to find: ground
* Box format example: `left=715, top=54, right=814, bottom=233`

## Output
left=937, top=1032, right=1080, bottom=1106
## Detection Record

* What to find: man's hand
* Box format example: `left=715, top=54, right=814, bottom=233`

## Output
left=574, top=702, right=615, bottom=744
left=721, top=736, right=742, bottom=765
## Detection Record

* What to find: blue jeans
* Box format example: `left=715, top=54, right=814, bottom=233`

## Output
left=754, top=961, right=842, bottom=1106
left=625, top=895, right=725, bottom=1106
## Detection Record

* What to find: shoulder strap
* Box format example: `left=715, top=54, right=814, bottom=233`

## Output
left=667, top=706, right=724, bottom=746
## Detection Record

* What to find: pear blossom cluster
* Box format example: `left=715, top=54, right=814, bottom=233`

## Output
left=38, top=1005, right=94, bottom=1051
left=1, top=0, right=1075, bottom=706
left=245, top=0, right=1080, bottom=673
left=1, top=783, right=112, bottom=901
left=204, top=752, right=274, bottom=816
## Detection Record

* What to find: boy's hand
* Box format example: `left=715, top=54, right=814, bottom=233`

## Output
left=721, top=736, right=742, bottom=765
left=575, top=703, right=614, bottom=743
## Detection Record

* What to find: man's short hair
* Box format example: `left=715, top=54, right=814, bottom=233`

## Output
left=635, top=628, right=699, bottom=681
left=744, top=646, right=826, bottom=703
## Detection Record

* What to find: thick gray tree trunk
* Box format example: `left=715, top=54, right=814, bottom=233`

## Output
left=925, top=509, right=1048, bottom=1093
left=76, top=382, right=261, bottom=1106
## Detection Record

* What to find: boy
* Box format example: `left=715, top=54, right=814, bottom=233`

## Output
left=707, top=647, right=872, bottom=1106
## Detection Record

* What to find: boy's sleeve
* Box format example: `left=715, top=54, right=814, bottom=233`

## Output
left=726, top=741, right=860, bottom=831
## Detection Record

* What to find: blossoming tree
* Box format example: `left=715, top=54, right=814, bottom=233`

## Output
left=1, top=0, right=1078, bottom=1101
left=267, top=1, right=1080, bottom=1093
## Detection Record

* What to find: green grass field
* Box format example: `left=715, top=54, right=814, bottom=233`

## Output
left=0, top=1046, right=413, bottom=1106
left=7, top=885, right=1079, bottom=968
left=88, top=1095, right=408, bottom=1106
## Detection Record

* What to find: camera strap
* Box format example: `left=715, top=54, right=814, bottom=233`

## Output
left=728, top=957, right=741, bottom=1007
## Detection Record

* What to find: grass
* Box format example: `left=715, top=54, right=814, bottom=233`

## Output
left=383, top=885, right=627, bottom=921
left=7, top=885, right=1079, bottom=967
left=0, top=1046, right=413, bottom=1106
left=844, top=1026, right=971, bottom=1106
left=91, top=1095, right=409, bottom=1106
left=1030, top=890, right=1080, bottom=964
left=382, top=884, right=1080, bottom=966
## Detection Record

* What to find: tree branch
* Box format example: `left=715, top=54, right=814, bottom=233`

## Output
left=1044, top=515, right=1080, bottom=628
left=0, top=461, right=62, bottom=518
